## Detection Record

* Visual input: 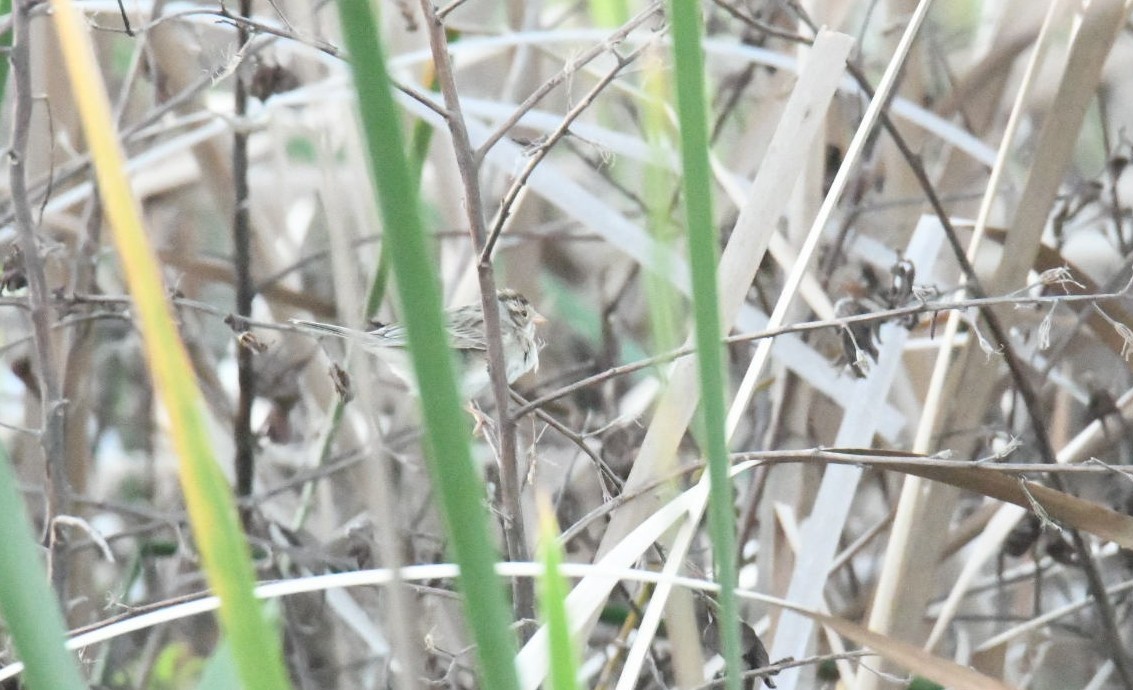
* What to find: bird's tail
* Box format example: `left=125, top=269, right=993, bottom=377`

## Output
left=289, top=319, right=363, bottom=341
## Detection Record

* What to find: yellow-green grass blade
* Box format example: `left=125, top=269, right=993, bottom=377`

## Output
left=49, top=2, right=289, bottom=688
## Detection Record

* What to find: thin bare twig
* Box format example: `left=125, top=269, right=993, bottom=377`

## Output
left=511, top=285, right=1133, bottom=420
left=509, top=390, right=623, bottom=497
left=417, top=0, right=534, bottom=627
left=212, top=5, right=340, bottom=57
left=12, top=282, right=1124, bottom=429
left=692, top=650, right=876, bottom=690
left=736, top=448, right=1133, bottom=475
left=709, top=0, right=813, bottom=46
left=435, top=0, right=472, bottom=20
left=89, top=6, right=341, bottom=58
left=473, top=1, right=664, bottom=164
left=482, top=41, right=650, bottom=263
left=9, top=0, right=69, bottom=597
left=557, top=447, right=1133, bottom=549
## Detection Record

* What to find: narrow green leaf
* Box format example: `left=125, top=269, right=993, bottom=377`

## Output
left=667, top=2, right=742, bottom=689
left=588, top=0, right=629, bottom=27
left=642, top=48, right=684, bottom=361
left=334, top=3, right=521, bottom=690
left=195, top=638, right=240, bottom=690
left=0, top=441, right=87, bottom=690
left=0, top=0, right=11, bottom=101
left=537, top=497, right=581, bottom=690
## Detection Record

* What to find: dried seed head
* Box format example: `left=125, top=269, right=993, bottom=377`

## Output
left=1037, top=307, right=1054, bottom=350
left=1038, top=266, right=1084, bottom=291
left=1116, top=322, right=1133, bottom=361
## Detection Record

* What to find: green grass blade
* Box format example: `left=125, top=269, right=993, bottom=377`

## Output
left=667, top=2, right=742, bottom=689
left=0, top=440, right=87, bottom=690
left=333, top=3, right=521, bottom=690
left=642, top=49, right=684, bottom=361
left=0, top=0, right=11, bottom=102
left=195, top=638, right=239, bottom=690
left=537, top=497, right=581, bottom=690
left=588, top=0, right=629, bottom=27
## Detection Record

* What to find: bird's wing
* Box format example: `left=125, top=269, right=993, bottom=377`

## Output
left=447, top=331, right=485, bottom=350
left=370, top=322, right=409, bottom=347
left=442, top=309, right=487, bottom=350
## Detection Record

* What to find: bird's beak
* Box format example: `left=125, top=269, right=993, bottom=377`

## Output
left=532, top=309, right=547, bottom=326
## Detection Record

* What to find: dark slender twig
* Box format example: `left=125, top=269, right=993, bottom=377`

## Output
left=710, top=0, right=813, bottom=46
left=417, top=0, right=534, bottom=628
left=232, top=1, right=256, bottom=507
left=8, top=0, right=69, bottom=598
left=692, top=650, right=875, bottom=690
left=212, top=5, right=340, bottom=56
left=114, top=0, right=135, bottom=35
